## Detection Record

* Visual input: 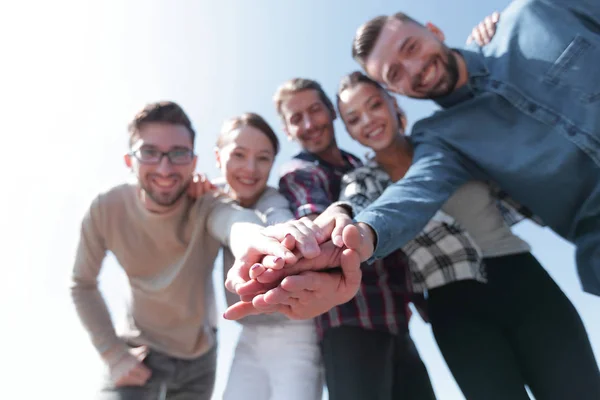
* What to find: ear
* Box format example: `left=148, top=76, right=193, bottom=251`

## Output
left=124, top=153, right=132, bottom=168
left=425, top=22, right=445, bottom=42
left=214, top=147, right=222, bottom=168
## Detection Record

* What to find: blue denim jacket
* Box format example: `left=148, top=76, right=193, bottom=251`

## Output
left=355, top=0, right=600, bottom=295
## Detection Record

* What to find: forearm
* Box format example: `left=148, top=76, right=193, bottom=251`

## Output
left=71, top=283, right=129, bottom=367
left=228, top=222, right=265, bottom=259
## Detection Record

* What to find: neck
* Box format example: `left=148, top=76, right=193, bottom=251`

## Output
left=373, top=135, right=413, bottom=181
left=314, top=140, right=345, bottom=167
left=138, top=188, right=182, bottom=215
left=452, top=50, right=470, bottom=90
left=235, top=187, right=266, bottom=209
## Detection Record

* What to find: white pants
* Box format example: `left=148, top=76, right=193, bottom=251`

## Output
left=223, top=320, right=323, bottom=400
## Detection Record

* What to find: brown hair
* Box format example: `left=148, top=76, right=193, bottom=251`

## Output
left=273, top=78, right=336, bottom=121
left=352, top=13, right=420, bottom=67
left=128, top=101, right=195, bottom=147
left=337, top=71, right=390, bottom=108
left=217, top=112, right=280, bottom=155
left=336, top=70, right=405, bottom=126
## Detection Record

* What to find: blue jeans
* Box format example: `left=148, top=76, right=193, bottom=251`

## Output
left=98, top=345, right=216, bottom=400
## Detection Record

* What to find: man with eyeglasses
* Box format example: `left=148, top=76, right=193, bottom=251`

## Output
left=70, top=101, right=302, bottom=400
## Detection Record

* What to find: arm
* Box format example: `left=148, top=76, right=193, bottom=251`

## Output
left=70, top=198, right=146, bottom=384
left=253, top=188, right=295, bottom=225
left=355, top=141, right=473, bottom=259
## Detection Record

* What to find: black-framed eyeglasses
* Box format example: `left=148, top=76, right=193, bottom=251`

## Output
left=130, top=147, right=195, bottom=165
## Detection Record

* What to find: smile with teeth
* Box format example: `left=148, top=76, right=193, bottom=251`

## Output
left=365, top=126, right=385, bottom=139
left=420, top=60, right=438, bottom=88
left=152, top=176, right=177, bottom=189
left=236, top=177, right=259, bottom=185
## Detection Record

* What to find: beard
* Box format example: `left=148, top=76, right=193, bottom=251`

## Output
left=140, top=174, right=191, bottom=208
left=412, top=47, right=460, bottom=99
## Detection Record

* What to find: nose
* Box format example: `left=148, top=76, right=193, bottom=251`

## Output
left=243, top=157, right=257, bottom=173
left=302, top=113, right=315, bottom=131
left=155, top=155, right=174, bottom=174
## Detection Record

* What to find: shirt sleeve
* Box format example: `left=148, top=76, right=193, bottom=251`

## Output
left=339, top=170, right=382, bottom=215
left=254, top=188, right=295, bottom=225
left=278, top=166, right=332, bottom=218
left=207, top=194, right=264, bottom=247
left=70, top=196, right=131, bottom=370
left=355, top=140, right=474, bottom=260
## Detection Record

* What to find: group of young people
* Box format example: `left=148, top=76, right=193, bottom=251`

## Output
left=71, top=0, right=600, bottom=399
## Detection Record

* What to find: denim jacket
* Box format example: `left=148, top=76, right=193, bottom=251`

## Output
left=355, top=0, right=600, bottom=294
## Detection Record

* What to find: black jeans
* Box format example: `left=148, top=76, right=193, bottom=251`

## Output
left=98, top=345, right=217, bottom=400
left=428, top=252, right=600, bottom=400
left=321, top=327, right=437, bottom=400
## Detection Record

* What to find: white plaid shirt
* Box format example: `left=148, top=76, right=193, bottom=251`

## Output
left=339, top=161, right=486, bottom=292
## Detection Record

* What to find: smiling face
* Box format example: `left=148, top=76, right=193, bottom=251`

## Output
left=338, top=81, right=405, bottom=151
left=125, top=122, right=197, bottom=212
left=216, top=125, right=276, bottom=207
left=364, top=19, right=460, bottom=99
left=279, top=89, right=337, bottom=156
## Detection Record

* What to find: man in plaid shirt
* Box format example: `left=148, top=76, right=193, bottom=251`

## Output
left=273, top=78, right=437, bottom=400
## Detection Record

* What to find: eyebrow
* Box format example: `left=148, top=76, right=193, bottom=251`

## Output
left=399, top=36, right=412, bottom=54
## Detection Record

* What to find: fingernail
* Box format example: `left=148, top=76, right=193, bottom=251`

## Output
left=273, top=257, right=281, bottom=263
left=285, top=233, right=292, bottom=239
left=251, top=264, right=262, bottom=271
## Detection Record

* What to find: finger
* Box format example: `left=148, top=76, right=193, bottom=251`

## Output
left=298, top=217, right=325, bottom=242
left=248, top=263, right=266, bottom=279
left=491, top=11, right=500, bottom=23
left=343, top=224, right=373, bottom=261
left=281, top=233, right=296, bottom=251
left=248, top=235, right=297, bottom=264
left=264, top=223, right=319, bottom=259
left=466, top=34, right=473, bottom=44
left=225, top=260, right=252, bottom=294
left=472, top=28, right=484, bottom=46
left=260, top=255, right=284, bottom=270
left=331, top=215, right=352, bottom=247
left=262, top=286, right=295, bottom=305
left=340, top=248, right=362, bottom=290
left=223, top=301, right=263, bottom=320
left=280, top=271, right=323, bottom=292
left=287, top=222, right=321, bottom=258
left=237, top=278, right=280, bottom=297
left=484, top=17, right=496, bottom=38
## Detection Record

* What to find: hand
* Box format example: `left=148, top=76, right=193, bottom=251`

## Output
left=312, top=204, right=354, bottom=247
left=234, top=222, right=376, bottom=299
left=466, top=11, right=500, bottom=46
left=187, top=173, right=216, bottom=198
left=262, top=217, right=327, bottom=259
left=225, top=231, right=297, bottom=295
left=113, top=346, right=152, bottom=387
left=223, top=224, right=368, bottom=320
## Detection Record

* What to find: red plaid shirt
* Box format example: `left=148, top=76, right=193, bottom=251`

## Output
left=278, top=150, right=412, bottom=337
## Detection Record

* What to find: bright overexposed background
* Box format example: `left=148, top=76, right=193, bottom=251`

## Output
left=2, top=1, right=597, bottom=399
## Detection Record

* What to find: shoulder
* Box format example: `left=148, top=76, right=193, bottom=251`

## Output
left=278, top=156, right=320, bottom=178
left=91, top=183, right=136, bottom=212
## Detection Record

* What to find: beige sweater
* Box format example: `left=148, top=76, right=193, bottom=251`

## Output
left=71, top=183, right=261, bottom=376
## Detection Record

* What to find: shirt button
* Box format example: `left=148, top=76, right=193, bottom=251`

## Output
left=567, top=126, right=577, bottom=136
left=491, top=81, right=500, bottom=89
left=527, top=103, right=538, bottom=113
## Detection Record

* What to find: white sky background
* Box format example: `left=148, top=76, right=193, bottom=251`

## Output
left=1, top=1, right=597, bottom=398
